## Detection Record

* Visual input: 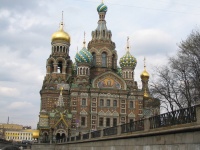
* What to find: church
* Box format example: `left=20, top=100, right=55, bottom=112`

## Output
left=37, top=1, right=160, bottom=142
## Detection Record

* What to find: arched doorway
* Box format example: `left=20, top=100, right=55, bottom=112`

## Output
left=56, top=133, right=66, bottom=142
left=55, top=129, right=67, bottom=142
left=43, top=132, right=49, bottom=143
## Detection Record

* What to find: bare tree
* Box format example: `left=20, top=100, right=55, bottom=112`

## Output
left=151, top=29, right=200, bottom=112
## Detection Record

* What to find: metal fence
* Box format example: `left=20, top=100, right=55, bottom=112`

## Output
left=91, top=130, right=101, bottom=138
left=103, top=126, right=118, bottom=136
left=121, top=120, right=144, bottom=133
left=149, top=106, right=197, bottom=129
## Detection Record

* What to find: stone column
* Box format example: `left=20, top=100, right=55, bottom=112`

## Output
left=144, top=118, right=150, bottom=132
left=117, top=124, right=121, bottom=135
left=53, top=63, right=58, bottom=73
left=62, top=65, right=67, bottom=74
left=196, top=105, right=200, bottom=124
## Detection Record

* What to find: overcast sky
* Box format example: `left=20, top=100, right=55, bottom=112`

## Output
left=0, top=0, right=200, bottom=129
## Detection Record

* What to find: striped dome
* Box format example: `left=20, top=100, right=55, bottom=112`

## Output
left=119, top=51, right=137, bottom=68
left=75, top=47, right=93, bottom=64
left=97, top=3, right=108, bottom=12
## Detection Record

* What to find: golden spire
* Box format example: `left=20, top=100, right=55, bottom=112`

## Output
left=83, top=31, right=86, bottom=47
left=126, top=36, right=130, bottom=52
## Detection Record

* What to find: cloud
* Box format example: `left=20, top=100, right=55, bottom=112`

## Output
left=131, top=29, right=176, bottom=56
left=0, top=86, right=20, bottom=97
left=8, top=101, right=34, bottom=110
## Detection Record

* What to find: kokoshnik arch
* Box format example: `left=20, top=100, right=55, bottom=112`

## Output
left=37, top=1, right=160, bottom=142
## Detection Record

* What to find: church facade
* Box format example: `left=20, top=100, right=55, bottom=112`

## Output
left=37, top=2, right=160, bottom=142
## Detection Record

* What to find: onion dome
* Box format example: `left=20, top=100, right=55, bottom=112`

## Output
left=141, top=58, right=150, bottom=80
left=75, top=35, right=93, bottom=64
left=119, top=37, right=137, bottom=68
left=97, top=2, right=108, bottom=12
left=51, top=22, right=70, bottom=43
left=120, top=51, right=137, bottom=68
left=75, top=47, right=93, bottom=64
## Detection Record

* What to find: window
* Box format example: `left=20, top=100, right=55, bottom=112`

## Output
left=57, top=61, right=63, bottom=73
left=113, top=118, right=117, bottom=127
left=130, top=101, right=133, bottom=108
left=100, top=99, right=104, bottom=106
left=106, top=118, right=110, bottom=127
left=99, top=117, right=103, bottom=126
left=82, top=98, right=86, bottom=106
left=107, top=99, right=110, bottom=107
left=130, top=119, right=134, bottom=123
left=103, top=30, right=105, bottom=37
left=102, top=52, right=107, bottom=67
left=81, top=117, right=86, bottom=126
left=113, top=100, right=117, bottom=107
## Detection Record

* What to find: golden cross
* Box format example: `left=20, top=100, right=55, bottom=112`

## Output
left=83, top=31, right=86, bottom=47
left=144, top=57, right=146, bottom=69
left=62, top=11, right=64, bottom=22
left=127, top=36, right=130, bottom=52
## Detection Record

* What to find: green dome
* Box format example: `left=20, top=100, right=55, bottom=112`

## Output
left=97, top=3, right=108, bottom=12
left=119, top=51, right=137, bottom=68
left=75, top=47, right=93, bottom=64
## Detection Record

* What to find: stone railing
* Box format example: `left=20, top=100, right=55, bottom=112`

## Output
left=42, top=105, right=200, bottom=144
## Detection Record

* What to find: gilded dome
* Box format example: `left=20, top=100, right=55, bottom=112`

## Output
left=32, top=130, right=39, bottom=138
left=119, top=51, right=137, bottom=68
left=141, top=69, right=150, bottom=79
left=97, top=2, right=108, bottom=12
left=75, top=46, right=93, bottom=64
left=51, top=22, right=70, bottom=43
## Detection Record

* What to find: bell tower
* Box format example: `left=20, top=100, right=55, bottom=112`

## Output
left=40, top=14, right=72, bottom=113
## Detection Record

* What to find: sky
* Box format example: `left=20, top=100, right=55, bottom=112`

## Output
left=0, top=0, right=200, bottom=129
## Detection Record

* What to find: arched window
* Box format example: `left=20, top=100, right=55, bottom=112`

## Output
left=102, top=52, right=107, bottom=67
left=80, top=68, right=83, bottom=75
left=63, top=47, right=65, bottom=53
left=92, top=52, right=96, bottom=67
left=60, top=46, right=62, bottom=52
left=103, top=30, right=105, bottom=37
left=86, top=68, right=88, bottom=75
left=129, top=72, right=131, bottom=79
left=57, top=46, right=59, bottom=52
left=126, top=72, right=128, bottom=78
left=54, top=46, right=56, bottom=53
left=57, top=61, right=63, bottom=73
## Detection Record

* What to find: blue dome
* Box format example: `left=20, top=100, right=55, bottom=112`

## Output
left=75, top=47, right=93, bottom=64
left=97, top=3, right=108, bottom=12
